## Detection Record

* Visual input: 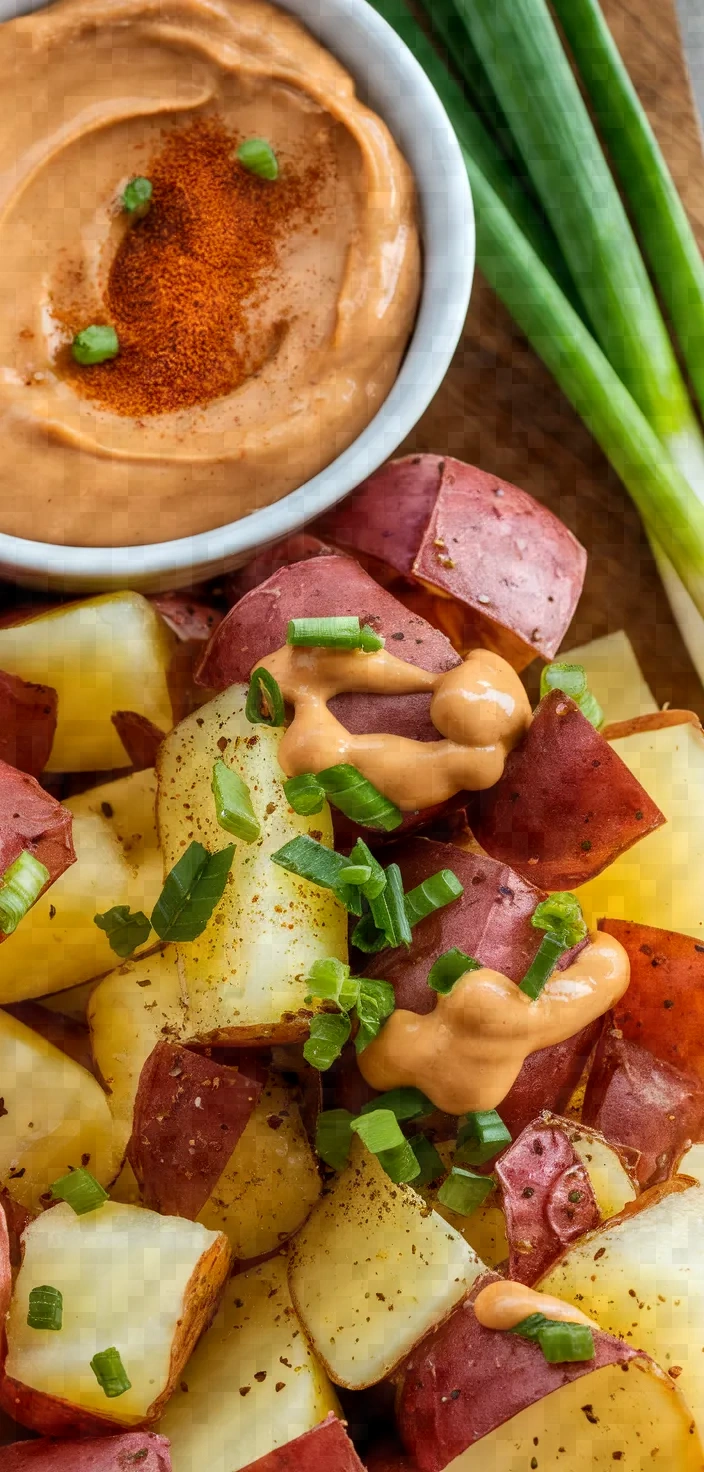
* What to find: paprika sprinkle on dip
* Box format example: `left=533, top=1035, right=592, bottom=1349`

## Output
left=60, top=117, right=321, bottom=418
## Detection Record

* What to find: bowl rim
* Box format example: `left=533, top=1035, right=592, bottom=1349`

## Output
left=0, top=0, right=474, bottom=590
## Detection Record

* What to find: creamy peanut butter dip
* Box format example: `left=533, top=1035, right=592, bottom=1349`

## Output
left=358, top=933, right=630, bottom=1113
left=0, top=0, right=420, bottom=546
left=259, top=645, right=533, bottom=809
left=473, top=1280, right=597, bottom=1333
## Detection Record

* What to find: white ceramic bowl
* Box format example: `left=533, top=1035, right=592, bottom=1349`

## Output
left=0, top=0, right=474, bottom=593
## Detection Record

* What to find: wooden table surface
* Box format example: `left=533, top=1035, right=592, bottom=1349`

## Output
left=402, top=0, right=704, bottom=713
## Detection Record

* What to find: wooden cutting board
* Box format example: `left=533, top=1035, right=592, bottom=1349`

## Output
left=402, top=0, right=704, bottom=713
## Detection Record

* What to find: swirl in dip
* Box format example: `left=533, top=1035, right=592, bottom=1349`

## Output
left=0, top=0, right=420, bottom=546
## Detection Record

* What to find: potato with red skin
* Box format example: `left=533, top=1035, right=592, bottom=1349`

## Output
left=494, top=1117, right=600, bottom=1284
left=313, top=455, right=587, bottom=669
left=498, top=1022, right=601, bottom=1139
left=127, top=1042, right=263, bottom=1219
left=238, top=1414, right=364, bottom=1471
left=150, top=592, right=222, bottom=645
left=471, top=690, right=665, bottom=888
left=224, top=533, right=336, bottom=603
left=600, top=917, right=704, bottom=1081
left=0, top=1433, right=172, bottom=1470
left=364, top=1446, right=419, bottom=1472
left=111, top=711, right=165, bottom=770
left=582, top=1025, right=704, bottom=1186
left=0, top=672, right=57, bottom=779
left=0, top=762, right=75, bottom=938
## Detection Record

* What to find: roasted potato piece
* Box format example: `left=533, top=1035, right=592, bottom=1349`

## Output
left=0, top=1008, right=115, bottom=1210
left=0, top=1432, right=173, bottom=1469
left=1, top=1202, right=231, bottom=1434
left=0, top=763, right=75, bottom=947
left=582, top=1026, right=704, bottom=1186
left=158, top=1256, right=339, bottom=1472
left=0, top=594, right=176, bottom=773
left=288, top=1140, right=484, bottom=1388
left=540, top=1178, right=704, bottom=1436
left=157, top=685, right=347, bottom=1044
left=238, top=1414, right=365, bottom=1471
left=0, top=670, right=57, bottom=778
left=602, top=916, right=704, bottom=1080
left=0, top=771, right=161, bottom=1003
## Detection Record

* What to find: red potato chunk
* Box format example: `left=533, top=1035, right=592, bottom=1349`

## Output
left=314, top=455, right=587, bottom=669
left=582, top=1024, right=704, bottom=1186
left=601, top=917, right=704, bottom=1081
left=0, top=671, right=57, bottom=779
left=127, top=1042, right=264, bottom=1219
left=471, top=690, right=665, bottom=888
left=150, top=592, right=222, bottom=644
left=0, top=762, right=75, bottom=939
left=494, top=1117, right=600, bottom=1284
left=498, top=1021, right=602, bottom=1139
left=365, top=1446, right=419, bottom=1471
left=0, top=1432, right=172, bottom=1470
left=111, top=710, right=166, bottom=770
left=238, top=1413, right=365, bottom=1470
left=224, top=533, right=336, bottom=603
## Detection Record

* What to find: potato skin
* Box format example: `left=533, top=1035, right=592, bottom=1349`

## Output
left=239, top=1413, right=365, bottom=1470
left=494, top=1116, right=600, bottom=1284
left=0, top=761, right=75, bottom=921
left=602, top=916, right=704, bottom=1082
left=582, top=1025, right=704, bottom=1185
left=0, top=671, right=57, bottom=779
left=472, top=690, right=665, bottom=888
left=0, top=1433, right=172, bottom=1468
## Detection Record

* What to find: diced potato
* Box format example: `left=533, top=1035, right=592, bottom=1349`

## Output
left=421, top=1141, right=509, bottom=1270
left=0, top=1007, right=115, bottom=1209
left=88, top=947, right=185, bottom=1161
left=197, top=1075, right=321, bottom=1258
left=157, top=686, right=348, bottom=1043
left=577, top=718, right=704, bottom=938
left=562, top=630, right=657, bottom=725
left=447, top=1359, right=703, bottom=1469
left=0, top=771, right=161, bottom=1003
left=0, top=594, right=176, bottom=773
left=540, top=1180, right=704, bottom=1435
left=568, top=1126, right=638, bottom=1220
left=678, top=1142, right=704, bottom=1180
left=158, top=1256, right=340, bottom=1471
left=288, top=1141, right=484, bottom=1388
left=3, top=1201, right=230, bottom=1429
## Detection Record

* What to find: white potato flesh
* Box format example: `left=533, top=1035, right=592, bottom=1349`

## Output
left=577, top=720, right=704, bottom=938
left=562, top=630, right=658, bottom=726
left=0, top=771, right=162, bottom=1003
left=5, top=1202, right=226, bottom=1424
left=88, top=946, right=185, bottom=1161
left=197, top=1075, right=321, bottom=1258
left=0, top=1007, right=114, bottom=1208
left=0, top=593, right=176, bottom=772
left=678, top=1143, right=704, bottom=1181
left=158, top=1255, right=339, bottom=1471
left=569, top=1128, right=637, bottom=1221
left=288, top=1140, right=484, bottom=1388
left=157, top=686, right=348, bottom=1042
left=447, top=1358, right=703, bottom=1469
left=540, top=1182, right=704, bottom=1436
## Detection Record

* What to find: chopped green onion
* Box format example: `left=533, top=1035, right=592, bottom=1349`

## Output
left=211, top=759, right=261, bottom=843
left=352, top=861, right=413, bottom=954
left=284, top=773, right=325, bottom=816
left=351, top=1107, right=405, bottom=1155
left=93, top=904, right=151, bottom=959
left=51, top=1168, right=108, bottom=1216
left=245, top=668, right=285, bottom=727
left=90, top=1347, right=131, bottom=1398
left=122, top=176, right=152, bottom=216
left=305, top=957, right=359, bottom=1011
left=409, top=1134, right=445, bottom=1187
left=377, top=1139, right=422, bottom=1184
left=428, top=947, right=480, bottom=995
left=0, top=852, right=50, bottom=936
left=338, top=864, right=372, bottom=886
left=355, top=977, right=396, bottom=1052
left=27, top=1285, right=63, bottom=1331
left=540, top=663, right=604, bottom=729
left=151, top=841, right=235, bottom=943
left=537, top=1320, right=594, bottom=1364
left=384, top=864, right=412, bottom=946
left=317, top=764, right=402, bottom=833
left=404, top=870, right=464, bottom=928
left=519, top=932, right=568, bottom=1000
left=315, top=1109, right=354, bottom=1171
left=348, top=838, right=387, bottom=900
left=303, top=1012, right=351, bottom=1071
left=271, top=834, right=361, bottom=914
left=358, top=1087, right=433, bottom=1122
left=531, top=892, right=587, bottom=948
left=456, top=1110, right=511, bottom=1166
left=351, top=909, right=389, bottom=954
left=72, top=325, right=119, bottom=365
left=437, top=1167, right=495, bottom=1216
left=286, top=616, right=384, bottom=652
left=520, top=1318, right=595, bottom=1364
left=237, top=137, right=279, bottom=181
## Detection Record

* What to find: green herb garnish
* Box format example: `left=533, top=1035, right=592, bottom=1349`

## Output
left=283, top=773, right=325, bottom=815
left=90, top=1346, right=131, bottom=1398
left=315, top=1108, right=354, bottom=1171
left=437, top=1166, right=494, bottom=1216
left=286, top=616, right=384, bottom=652
left=71, top=325, right=119, bottom=365
left=237, top=138, right=279, bottom=181
left=540, top=662, right=604, bottom=729
left=93, top=904, right=152, bottom=959
left=317, top=764, right=402, bottom=832
left=510, top=1312, right=595, bottom=1363
left=303, top=1012, right=351, bottom=1071
left=51, top=1168, right=108, bottom=1216
left=351, top=1108, right=420, bottom=1184
left=0, top=851, right=50, bottom=936
left=428, top=946, right=481, bottom=995
left=27, top=1285, right=63, bottom=1331
left=404, top=869, right=464, bottom=927
left=455, top=1109, right=511, bottom=1166
left=150, top=840, right=235, bottom=943
left=245, top=667, right=285, bottom=727
left=212, top=758, right=260, bottom=842
left=121, top=176, right=152, bottom=217
left=520, top=891, right=588, bottom=1000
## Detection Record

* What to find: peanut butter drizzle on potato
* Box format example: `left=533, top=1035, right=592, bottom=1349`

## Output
left=258, top=645, right=532, bottom=810
left=473, top=1278, right=597, bottom=1332
left=357, top=933, right=630, bottom=1114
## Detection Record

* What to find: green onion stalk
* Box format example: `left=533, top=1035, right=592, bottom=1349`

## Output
left=370, top=0, right=704, bottom=676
